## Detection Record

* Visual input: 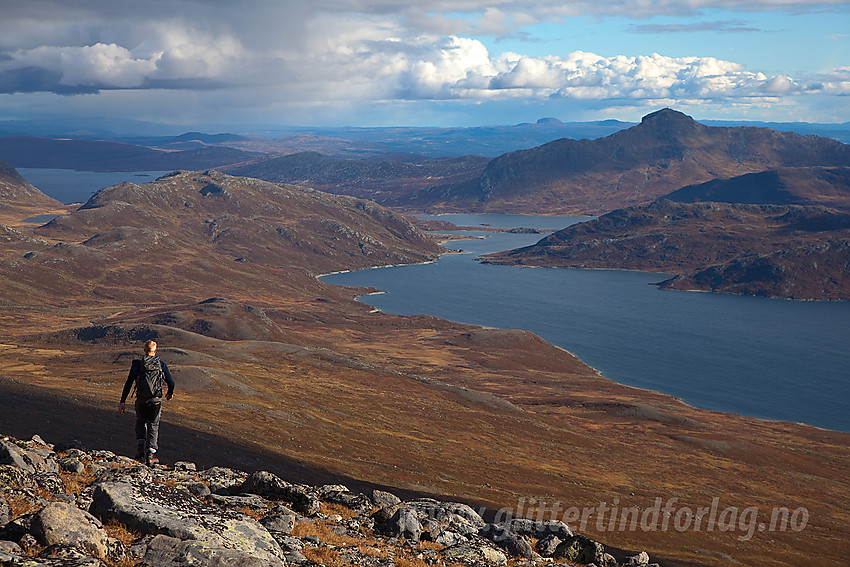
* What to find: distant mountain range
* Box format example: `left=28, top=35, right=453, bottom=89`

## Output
left=405, top=109, right=850, bottom=215
left=223, top=151, right=490, bottom=202
left=0, top=137, right=255, bottom=172
left=117, top=131, right=250, bottom=151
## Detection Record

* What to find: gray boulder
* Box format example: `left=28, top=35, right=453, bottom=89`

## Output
left=479, top=524, right=534, bottom=559
left=0, top=440, right=35, bottom=473
left=386, top=507, right=423, bottom=541
left=0, top=541, right=23, bottom=554
left=208, top=493, right=270, bottom=512
left=624, top=551, right=650, bottom=566
left=275, top=534, right=304, bottom=551
left=30, top=502, right=110, bottom=560
left=96, top=464, right=153, bottom=485
left=552, top=535, right=606, bottom=565
left=183, top=482, right=211, bottom=499
left=321, top=487, right=371, bottom=512
left=260, top=513, right=295, bottom=535
left=535, top=533, right=562, bottom=557
left=405, top=500, right=484, bottom=537
left=502, top=518, right=573, bottom=540
left=285, top=550, right=308, bottom=564
left=239, top=471, right=321, bottom=516
left=441, top=540, right=508, bottom=566
left=238, top=470, right=290, bottom=498
left=0, top=439, right=58, bottom=474
left=199, top=467, right=247, bottom=495
left=371, top=489, right=401, bottom=508
left=434, top=529, right=467, bottom=547
left=0, top=493, right=9, bottom=527
left=140, top=534, right=285, bottom=567
left=90, top=480, right=284, bottom=564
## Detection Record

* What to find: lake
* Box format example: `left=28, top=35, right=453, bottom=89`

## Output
left=322, top=213, right=850, bottom=433
left=18, top=168, right=171, bottom=204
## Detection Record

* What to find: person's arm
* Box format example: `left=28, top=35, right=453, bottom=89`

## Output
left=161, top=360, right=175, bottom=400
left=118, top=361, right=137, bottom=414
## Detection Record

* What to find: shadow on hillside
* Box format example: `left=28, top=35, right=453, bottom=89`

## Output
left=0, top=377, right=665, bottom=566
left=0, top=377, right=416, bottom=499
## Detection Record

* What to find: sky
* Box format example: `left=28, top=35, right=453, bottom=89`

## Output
left=0, top=0, right=849, bottom=130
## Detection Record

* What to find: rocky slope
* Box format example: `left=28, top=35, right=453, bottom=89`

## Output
left=403, top=109, right=850, bottom=215
left=0, top=170, right=441, bottom=304
left=0, top=158, right=64, bottom=221
left=482, top=200, right=850, bottom=300
left=0, top=432, right=657, bottom=567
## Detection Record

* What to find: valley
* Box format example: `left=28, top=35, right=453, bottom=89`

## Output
left=0, top=152, right=848, bottom=566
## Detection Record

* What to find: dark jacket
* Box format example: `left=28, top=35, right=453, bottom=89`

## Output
left=120, top=356, right=175, bottom=403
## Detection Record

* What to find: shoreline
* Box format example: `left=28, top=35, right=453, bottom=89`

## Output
left=317, top=231, right=850, bottom=435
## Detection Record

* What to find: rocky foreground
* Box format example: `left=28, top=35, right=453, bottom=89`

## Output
left=0, top=434, right=655, bottom=567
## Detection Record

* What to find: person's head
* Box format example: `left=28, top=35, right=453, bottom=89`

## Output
left=144, top=340, right=157, bottom=355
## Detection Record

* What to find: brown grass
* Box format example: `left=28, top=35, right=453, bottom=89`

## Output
left=58, top=469, right=97, bottom=495
left=103, top=519, right=143, bottom=546
left=237, top=505, right=268, bottom=521
left=291, top=520, right=364, bottom=547
left=321, top=501, right=368, bottom=520
left=301, top=546, right=343, bottom=566
left=3, top=488, right=50, bottom=519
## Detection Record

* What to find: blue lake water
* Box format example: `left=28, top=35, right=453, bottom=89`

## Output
left=18, top=168, right=171, bottom=204
left=322, top=213, right=850, bottom=433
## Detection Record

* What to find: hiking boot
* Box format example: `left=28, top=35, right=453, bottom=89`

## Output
left=134, top=446, right=145, bottom=462
left=147, top=454, right=160, bottom=466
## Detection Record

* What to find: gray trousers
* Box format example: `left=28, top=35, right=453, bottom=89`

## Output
left=134, top=399, right=162, bottom=455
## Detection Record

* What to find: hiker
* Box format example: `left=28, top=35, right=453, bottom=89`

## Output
left=118, top=339, right=175, bottom=465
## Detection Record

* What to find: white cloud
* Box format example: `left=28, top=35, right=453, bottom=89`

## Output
left=58, top=43, right=156, bottom=88
left=0, top=0, right=847, bottom=123
left=360, top=40, right=796, bottom=104
left=762, top=74, right=798, bottom=94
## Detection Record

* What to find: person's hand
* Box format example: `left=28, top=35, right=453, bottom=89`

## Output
left=118, top=402, right=126, bottom=415
left=165, top=393, right=173, bottom=401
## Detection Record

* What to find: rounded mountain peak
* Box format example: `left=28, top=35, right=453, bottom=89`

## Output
left=640, top=108, right=696, bottom=125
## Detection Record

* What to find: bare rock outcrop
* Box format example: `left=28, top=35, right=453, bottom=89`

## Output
left=0, top=432, right=656, bottom=567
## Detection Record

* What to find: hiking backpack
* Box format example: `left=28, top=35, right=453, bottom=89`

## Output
left=135, top=355, right=164, bottom=400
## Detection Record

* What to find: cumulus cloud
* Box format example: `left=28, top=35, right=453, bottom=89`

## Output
left=369, top=39, right=812, bottom=104
left=0, top=0, right=847, bottom=122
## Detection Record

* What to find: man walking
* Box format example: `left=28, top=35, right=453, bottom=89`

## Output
left=118, top=339, right=175, bottom=465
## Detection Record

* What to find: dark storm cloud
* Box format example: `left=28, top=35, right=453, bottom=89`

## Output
left=0, top=67, right=99, bottom=95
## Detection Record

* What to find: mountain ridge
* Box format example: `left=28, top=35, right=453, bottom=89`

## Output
left=1, top=169, right=850, bottom=566
left=222, top=152, right=490, bottom=203
left=666, top=166, right=850, bottom=210
left=0, top=137, right=255, bottom=172
left=404, top=109, right=850, bottom=214
left=481, top=199, right=850, bottom=300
